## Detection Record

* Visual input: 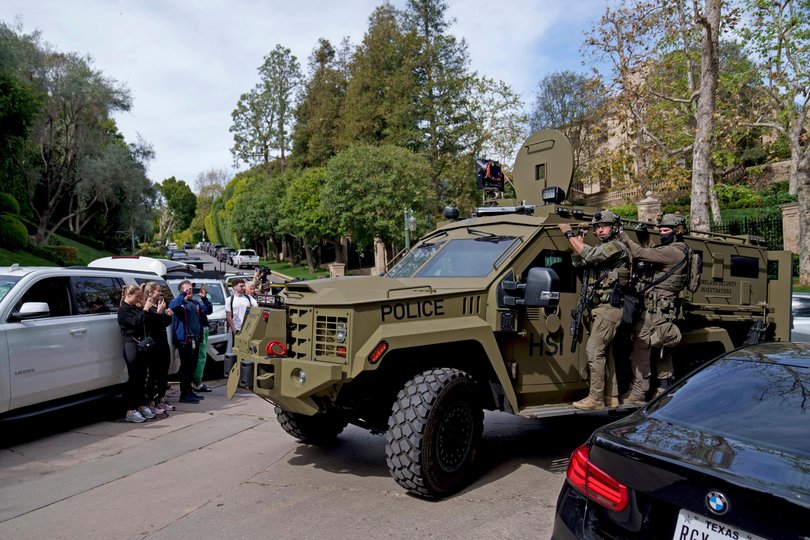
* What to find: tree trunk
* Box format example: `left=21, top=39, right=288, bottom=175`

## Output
left=797, top=155, right=810, bottom=286
left=689, top=0, right=721, bottom=233
left=708, top=175, right=722, bottom=226
left=304, top=245, right=315, bottom=273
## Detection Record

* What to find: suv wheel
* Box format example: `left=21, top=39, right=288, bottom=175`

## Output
left=274, top=406, right=347, bottom=445
left=385, top=368, right=483, bottom=499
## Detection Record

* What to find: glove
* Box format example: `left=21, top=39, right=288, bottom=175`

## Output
left=558, top=223, right=572, bottom=234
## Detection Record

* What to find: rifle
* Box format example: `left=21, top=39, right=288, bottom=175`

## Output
left=570, top=268, right=592, bottom=353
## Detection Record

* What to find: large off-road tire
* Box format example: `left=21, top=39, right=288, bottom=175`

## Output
left=274, top=406, right=348, bottom=445
left=385, top=368, right=484, bottom=499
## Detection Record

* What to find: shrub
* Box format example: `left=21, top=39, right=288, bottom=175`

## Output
left=609, top=202, right=638, bottom=220
left=712, top=183, right=763, bottom=209
left=0, top=214, right=29, bottom=249
left=29, top=245, right=80, bottom=266
left=0, top=192, right=20, bottom=215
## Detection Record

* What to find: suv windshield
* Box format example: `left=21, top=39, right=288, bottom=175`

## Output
left=0, top=276, right=22, bottom=303
left=387, top=237, right=520, bottom=278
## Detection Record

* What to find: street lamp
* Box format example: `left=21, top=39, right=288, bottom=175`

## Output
left=404, top=208, right=417, bottom=250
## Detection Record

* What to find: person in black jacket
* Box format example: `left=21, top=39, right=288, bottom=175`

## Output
left=141, top=282, right=174, bottom=413
left=117, top=284, right=158, bottom=423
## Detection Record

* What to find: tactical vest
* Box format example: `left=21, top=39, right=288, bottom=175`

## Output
left=594, top=240, right=631, bottom=293
left=649, top=242, right=689, bottom=293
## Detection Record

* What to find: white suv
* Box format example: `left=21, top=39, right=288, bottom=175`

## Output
left=0, top=265, right=175, bottom=419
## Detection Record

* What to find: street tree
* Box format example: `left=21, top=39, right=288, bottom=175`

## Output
left=292, top=39, right=349, bottom=168
left=258, top=45, right=301, bottom=173
left=743, top=0, right=810, bottom=283
left=230, top=85, right=277, bottom=166
left=339, top=5, right=421, bottom=150
left=322, top=144, right=433, bottom=254
left=158, top=177, right=196, bottom=241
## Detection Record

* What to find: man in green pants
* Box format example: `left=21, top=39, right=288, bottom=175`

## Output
left=192, top=285, right=213, bottom=393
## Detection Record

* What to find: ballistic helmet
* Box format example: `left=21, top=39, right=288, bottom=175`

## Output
left=657, top=213, right=688, bottom=235
left=591, top=209, right=621, bottom=226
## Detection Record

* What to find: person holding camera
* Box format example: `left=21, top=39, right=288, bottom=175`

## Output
left=169, top=280, right=212, bottom=404
left=117, top=284, right=158, bottom=423
left=141, top=282, right=173, bottom=413
left=226, top=277, right=258, bottom=339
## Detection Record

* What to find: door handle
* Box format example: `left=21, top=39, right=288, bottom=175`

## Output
left=69, top=328, right=88, bottom=335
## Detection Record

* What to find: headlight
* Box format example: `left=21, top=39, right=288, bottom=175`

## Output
left=291, top=368, right=306, bottom=385
left=335, top=322, right=347, bottom=343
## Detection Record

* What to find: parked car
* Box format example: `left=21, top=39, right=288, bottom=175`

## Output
left=231, top=249, right=259, bottom=269
left=792, top=292, right=810, bottom=342
left=0, top=265, right=176, bottom=420
left=183, top=242, right=193, bottom=250
left=553, top=341, right=810, bottom=540
left=218, top=247, right=235, bottom=263
left=167, top=278, right=231, bottom=374
left=169, top=249, right=188, bottom=260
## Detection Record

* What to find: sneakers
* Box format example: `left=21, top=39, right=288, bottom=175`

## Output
left=179, top=395, right=200, bottom=404
left=191, top=393, right=205, bottom=400
left=160, top=401, right=176, bottom=411
left=139, top=406, right=156, bottom=419
left=192, top=383, right=212, bottom=392
left=572, top=396, right=605, bottom=411
left=605, top=396, right=620, bottom=408
left=125, top=410, right=146, bottom=423
left=151, top=404, right=167, bottom=415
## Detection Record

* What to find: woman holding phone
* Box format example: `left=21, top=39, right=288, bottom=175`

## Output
left=141, top=282, right=174, bottom=413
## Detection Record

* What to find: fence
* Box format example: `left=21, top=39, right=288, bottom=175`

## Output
left=710, top=215, right=783, bottom=250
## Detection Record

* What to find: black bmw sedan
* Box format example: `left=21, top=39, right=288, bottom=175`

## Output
left=553, top=342, right=810, bottom=540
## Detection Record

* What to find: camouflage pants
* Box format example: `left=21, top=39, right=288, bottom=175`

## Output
left=584, top=304, right=622, bottom=400
left=630, top=305, right=678, bottom=395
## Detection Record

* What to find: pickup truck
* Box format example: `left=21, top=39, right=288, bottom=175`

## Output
left=231, top=249, right=259, bottom=269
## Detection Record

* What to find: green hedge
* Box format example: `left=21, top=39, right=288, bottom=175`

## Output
left=0, top=214, right=29, bottom=249
left=29, top=245, right=80, bottom=266
left=0, top=192, right=21, bottom=215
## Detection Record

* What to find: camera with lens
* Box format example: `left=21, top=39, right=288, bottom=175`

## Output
left=255, top=265, right=272, bottom=283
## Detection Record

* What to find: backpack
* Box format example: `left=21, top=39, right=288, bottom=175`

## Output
left=685, top=248, right=702, bottom=294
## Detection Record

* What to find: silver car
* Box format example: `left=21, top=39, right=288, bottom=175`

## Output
left=792, top=292, right=810, bottom=342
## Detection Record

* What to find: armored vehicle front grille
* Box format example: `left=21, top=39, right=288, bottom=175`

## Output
left=315, top=315, right=348, bottom=362
left=524, top=307, right=541, bottom=321
left=288, top=307, right=312, bottom=359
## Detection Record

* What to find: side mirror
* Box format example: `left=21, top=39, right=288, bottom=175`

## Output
left=523, top=267, right=561, bottom=307
left=11, top=301, right=51, bottom=320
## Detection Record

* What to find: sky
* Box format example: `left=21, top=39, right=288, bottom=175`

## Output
left=1, top=0, right=606, bottom=190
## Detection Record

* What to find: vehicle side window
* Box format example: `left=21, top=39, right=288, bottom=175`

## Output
left=526, top=249, right=576, bottom=293
left=134, top=278, right=175, bottom=300
left=72, top=276, right=124, bottom=315
left=14, top=277, right=73, bottom=317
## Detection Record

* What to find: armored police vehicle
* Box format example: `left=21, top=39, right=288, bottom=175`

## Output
left=227, top=130, right=792, bottom=499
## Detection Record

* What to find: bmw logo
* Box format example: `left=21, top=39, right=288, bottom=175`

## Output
left=706, top=491, right=730, bottom=515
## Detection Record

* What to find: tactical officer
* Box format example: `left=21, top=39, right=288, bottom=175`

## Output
left=559, top=210, right=631, bottom=410
left=618, top=213, right=689, bottom=403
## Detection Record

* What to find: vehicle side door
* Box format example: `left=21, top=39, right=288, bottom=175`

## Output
left=4, top=276, right=93, bottom=410
left=70, top=275, right=128, bottom=389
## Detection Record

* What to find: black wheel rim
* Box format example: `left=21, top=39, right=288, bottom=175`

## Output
left=436, top=401, right=474, bottom=472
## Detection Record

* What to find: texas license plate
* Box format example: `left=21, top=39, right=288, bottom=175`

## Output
left=673, top=509, right=766, bottom=540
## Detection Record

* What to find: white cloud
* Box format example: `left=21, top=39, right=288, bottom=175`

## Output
left=1, top=0, right=604, bottom=187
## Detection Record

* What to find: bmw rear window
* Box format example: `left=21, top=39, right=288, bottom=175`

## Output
left=647, top=357, right=810, bottom=459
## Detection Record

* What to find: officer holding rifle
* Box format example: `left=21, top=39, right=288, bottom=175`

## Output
left=558, top=210, right=630, bottom=410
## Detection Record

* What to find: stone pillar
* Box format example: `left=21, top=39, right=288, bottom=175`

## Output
left=637, top=191, right=661, bottom=224
left=781, top=202, right=799, bottom=253
left=328, top=263, right=345, bottom=278
left=373, top=237, right=388, bottom=276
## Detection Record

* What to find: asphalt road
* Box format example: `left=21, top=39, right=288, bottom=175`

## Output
left=0, top=381, right=616, bottom=540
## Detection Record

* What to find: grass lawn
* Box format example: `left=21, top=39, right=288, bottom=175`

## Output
left=0, top=247, right=55, bottom=266
left=0, top=233, right=114, bottom=268
left=260, top=260, right=329, bottom=281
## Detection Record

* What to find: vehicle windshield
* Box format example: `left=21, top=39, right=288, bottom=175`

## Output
left=387, top=237, right=520, bottom=278
left=0, top=276, right=22, bottom=303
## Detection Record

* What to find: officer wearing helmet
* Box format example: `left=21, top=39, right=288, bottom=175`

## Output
left=558, top=210, right=630, bottom=410
left=617, top=213, right=689, bottom=403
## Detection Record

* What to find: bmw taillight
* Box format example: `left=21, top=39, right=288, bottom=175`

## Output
left=567, top=444, right=628, bottom=512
